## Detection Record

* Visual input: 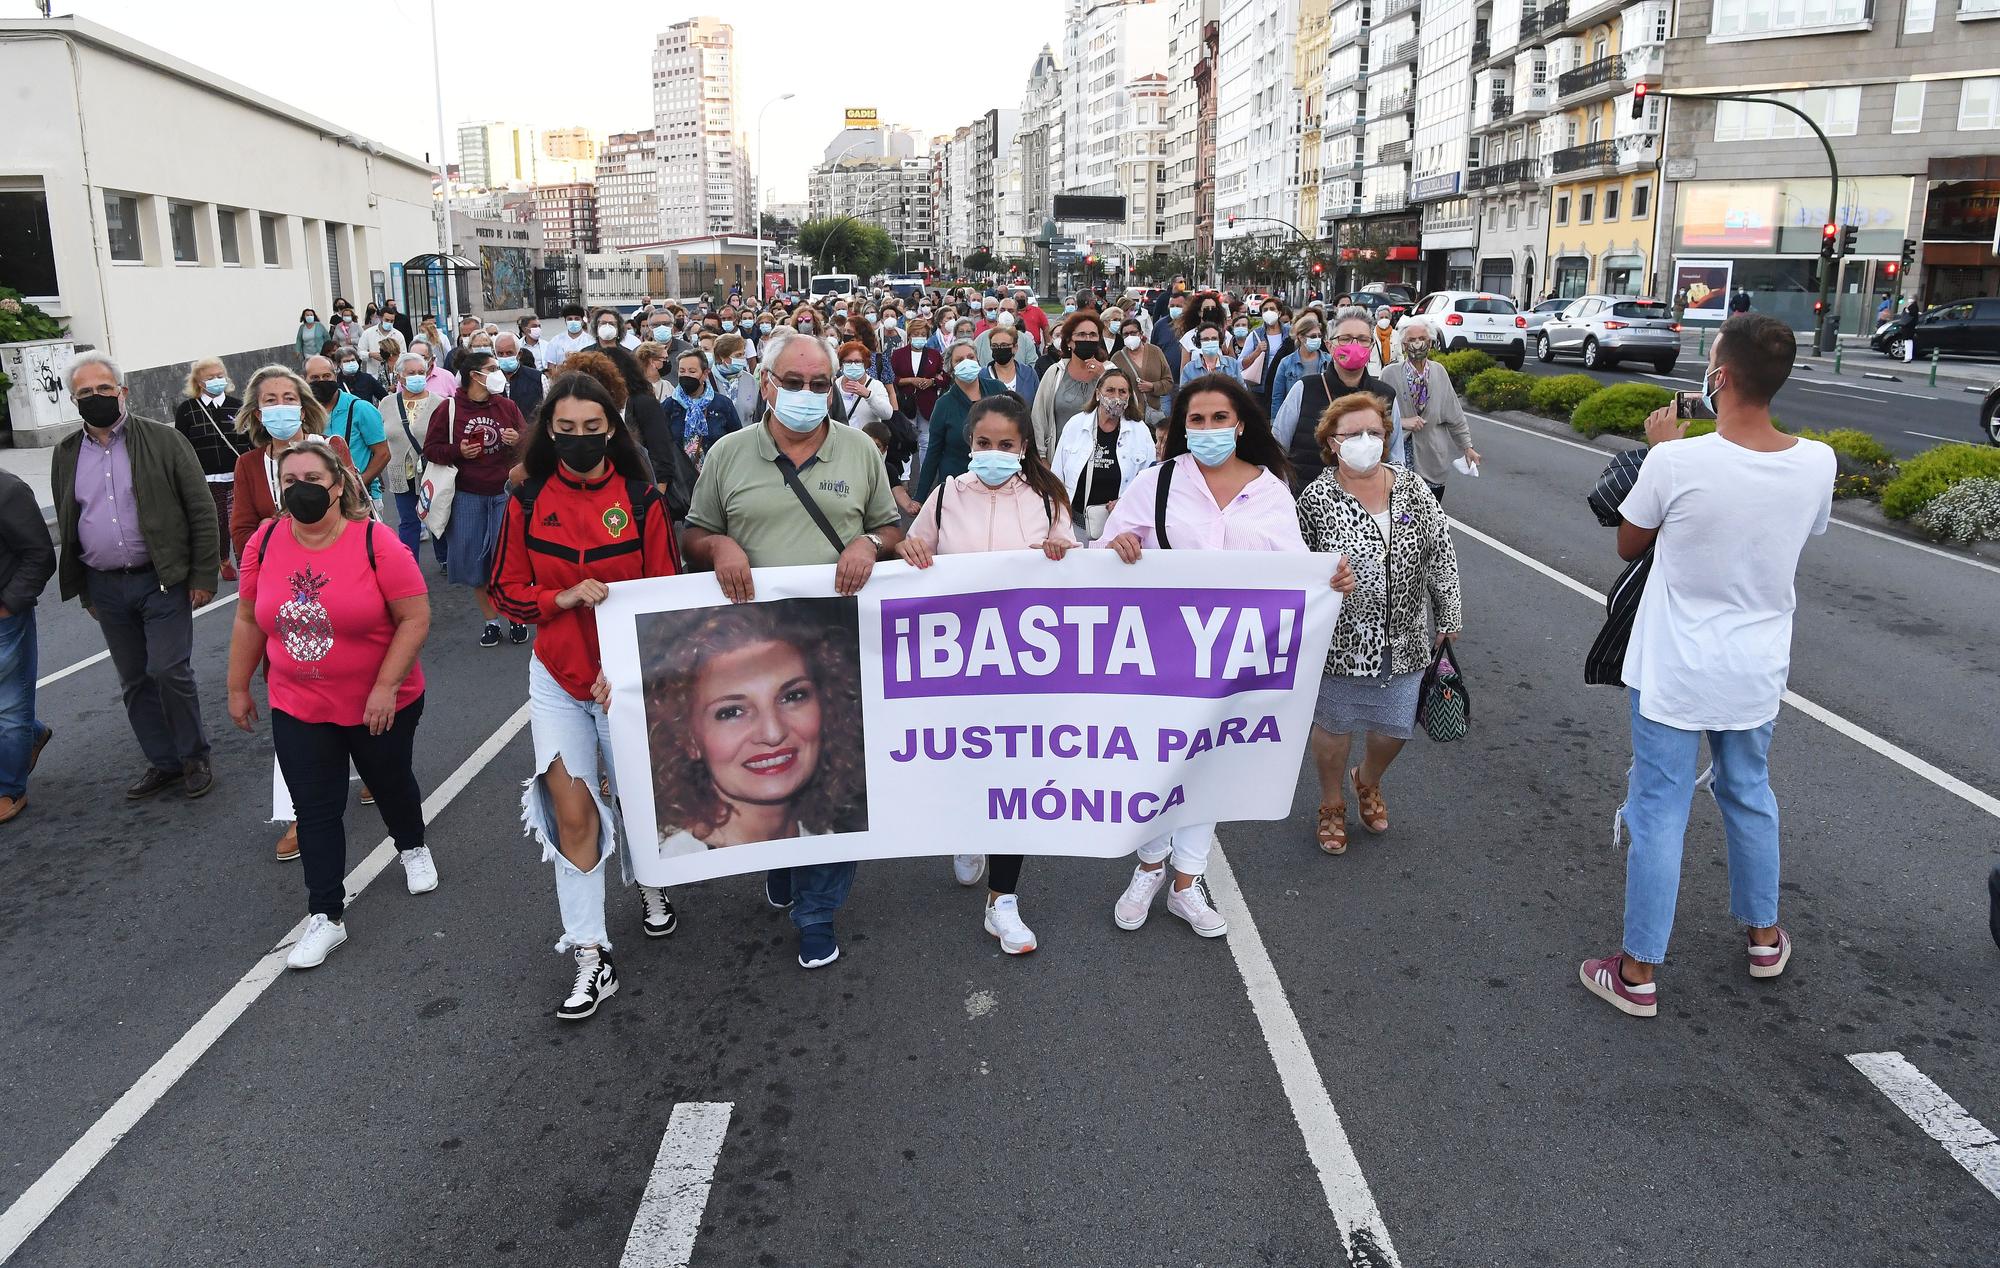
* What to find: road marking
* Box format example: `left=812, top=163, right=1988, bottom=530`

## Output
left=1904, top=430, right=1967, bottom=443
left=1464, top=412, right=2000, bottom=578
left=1794, top=382, right=1950, bottom=404
left=35, top=592, right=239, bottom=690
left=0, top=700, right=532, bottom=1265
left=619, top=1102, right=734, bottom=1268
left=1847, top=1053, right=2000, bottom=1202
left=1449, top=519, right=2000, bottom=822
left=1208, top=845, right=1403, bottom=1266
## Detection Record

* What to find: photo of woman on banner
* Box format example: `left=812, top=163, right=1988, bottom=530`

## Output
left=1098, top=373, right=1356, bottom=940
left=640, top=598, right=867, bottom=856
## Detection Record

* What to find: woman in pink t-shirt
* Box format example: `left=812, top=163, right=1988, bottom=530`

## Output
left=225, top=438, right=434, bottom=971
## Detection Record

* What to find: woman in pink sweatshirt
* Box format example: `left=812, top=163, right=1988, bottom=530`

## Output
left=899, top=394, right=1077, bottom=955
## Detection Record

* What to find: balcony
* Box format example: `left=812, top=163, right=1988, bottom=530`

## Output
left=1514, top=82, right=1555, bottom=117
left=1325, top=112, right=1368, bottom=136
left=1378, top=0, right=1420, bottom=19
left=1375, top=88, right=1414, bottom=115
left=1472, top=38, right=1489, bottom=63
left=1384, top=38, right=1419, bottom=65
left=1326, top=69, right=1365, bottom=93
left=1530, top=1, right=1568, bottom=33
left=1474, top=93, right=1514, bottom=128
left=1330, top=20, right=1370, bottom=50
left=1424, top=207, right=1476, bottom=232
left=1550, top=139, right=1617, bottom=174
left=1556, top=54, right=1619, bottom=98
left=1467, top=157, right=1537, bottom=190
left=1377, top=139, right=1411, bottom=163
left=1370, top=190, right=1410, bottom=213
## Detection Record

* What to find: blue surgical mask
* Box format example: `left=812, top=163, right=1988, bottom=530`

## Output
left=772, top=386, right=828, bottom=432
left=1232, top=326, right=1249, bottom=341
left=1169, top=305, right=1184, bottom=319
left=1184, top=426, right=1238, bottom=468
left=262, top=404, right=303, bottom=440
left=722, top=320, right=736, bottom=332
left=730, top=358, right=749, bottom=372
left=403, top=374, right=428, bottom=394
left=1064, top=303, right=1077, bottom=314
left=339, top=361, right=359, bottom=375
left=952, top=359, right=982, bottom=383
left=968, top=451, right=1023, bottom=487
left=1701, top=366, right=1722, bottom=416
left=566, top=319, right=584, bottom=335
left=203, top=377, right=228, bottom=397
left=759, top=322, right=774, bottom=334
left=498, top=355, right=520, bottom=373
left=841, top=363, right=866, bottom=381
left=1305, top=336, right=1323, bottom=352
left=1200, top=339, right=1222, bottom=357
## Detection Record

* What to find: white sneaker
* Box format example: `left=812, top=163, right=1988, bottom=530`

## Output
left=1114, top=864, right=1168, bottom=930
left=983, top=894, right=1038, bottom=954
left=952, top=854, right=987, bottom=886
left=399, top=846, right=439, bottom=895
left=557, top=947, right=618, bottom=1021
left=286, top=913, right=348, bottom=969
left=1166, top=876, right=1229, bottom=938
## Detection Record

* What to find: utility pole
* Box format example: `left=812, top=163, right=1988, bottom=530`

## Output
left=427, top=0, right=453, bottom=326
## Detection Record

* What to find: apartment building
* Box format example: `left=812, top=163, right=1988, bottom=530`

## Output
left=807, top=155, right=936, bottom=272
left=1058, top=0, right=1171, bottom=249
left=973, top=108, right=1023, bottom=255
left=596, top=130, right=659, bottom=251
left=1296, top=0, right=1332, bottom=242
left=1468, top=0, right=1555, bottom=302
left=1412, top=0, right=1482, bottom=289
left=531, top=182, right=600, bottom=254
left=1341, top=0, right=1425, bottom=288
left=1006, top=45, right=1064, bottom=260
left=1216, top=0, right=1302, bottom=239
left=1164, top=0, right=1215, bottom=261
left=653, top=18, right=750, bottom=238
left=1659, top=0, right=2000, bottom=330
left=1320, top=0, right=1370, bottom=238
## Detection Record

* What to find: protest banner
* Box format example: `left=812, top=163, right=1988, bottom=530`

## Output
left=595, top=550, right=1342, bottom=888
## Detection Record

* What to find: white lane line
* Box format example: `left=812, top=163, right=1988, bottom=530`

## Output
left=619, top=1103, right=735, bottom=1268
left=1847, top=1052, right=2000, bottom=1202
left=35, top=592, right=239, bottom=690
left=1793, top=381, right=1950, bottom=403
left=1465, top=412, right=2000, bottom=577
left=1208, top=845, right=1402, bottom=1265
left=1449, top=518, right=2000, bottom=823
left=1904, top=430, right=1969, bottom=443
left=0, top=700, right=532, bottom=1266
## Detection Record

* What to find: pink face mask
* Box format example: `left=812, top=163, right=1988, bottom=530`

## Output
left=1333, top=342, right=1372, bottom=372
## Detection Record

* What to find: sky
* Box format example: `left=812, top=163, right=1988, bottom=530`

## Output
left=7, top=0, right=1068, bottom=203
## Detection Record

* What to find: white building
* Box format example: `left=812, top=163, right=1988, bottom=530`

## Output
left=653, top=18, right=750, bottom=238
left=1063, top=0, right=1171, bottom=248
left=1215, top=0, right=1300, bottom=239
left=1412, top=0, right=1480, bottom=289
left=821, top=122, right=922, bottom=164
left=807, top=156, right=936, bottom=272
left=457, top=121, right=596, bottom=191
left=1163, top=0, right=1218, bottom=258
left=0, top=16, right=435, bottom=441
left=596, top=130, right=661, bottom=251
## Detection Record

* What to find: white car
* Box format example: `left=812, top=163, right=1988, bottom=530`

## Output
left=1407, top=291, right=1528, bottom=368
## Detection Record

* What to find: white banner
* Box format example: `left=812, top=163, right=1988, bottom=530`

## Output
left=596, top=550, right=1342, bottom=888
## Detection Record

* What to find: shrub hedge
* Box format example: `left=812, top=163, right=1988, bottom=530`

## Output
left=1465, top=368, right=1536, bottom=411
left=1911, top=477, right=2000, bottom=543
left=1569, top=383, right=1674, bottom=438
left=1527, top=373, right=1601, bottom=421
left=1435, top=349, right=1495, bottom=391
left=1881, top=444, right=2000, bottom=519
left=1796, top=427, right=1894, bottom=469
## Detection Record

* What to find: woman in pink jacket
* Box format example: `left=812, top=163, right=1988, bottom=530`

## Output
left=898, top=394, right=1077, bottom=955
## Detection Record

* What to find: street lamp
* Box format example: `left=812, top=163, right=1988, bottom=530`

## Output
left=754, top=92, right=797, bottom=305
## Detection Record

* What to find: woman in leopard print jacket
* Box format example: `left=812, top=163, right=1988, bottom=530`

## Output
left=1294, top=392, right=1463, bottom=855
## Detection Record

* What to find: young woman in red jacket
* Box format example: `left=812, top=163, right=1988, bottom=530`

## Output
left=489, top=372, right=679, bottom=1020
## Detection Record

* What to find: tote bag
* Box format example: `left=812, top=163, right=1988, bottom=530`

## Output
left=415, top=398, right=458, bottom=536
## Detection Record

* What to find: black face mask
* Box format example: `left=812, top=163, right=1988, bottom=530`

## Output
left=1070, top=341, right=1101, bottom=362
left=677, top=375, right=704, bottom=396
left=308, top=379, right=340, bottom=405
left=282, top=481, right=333, bottom=524
left=990, top=346, right=1016, bottom=365
left=552, top=431, right=610, bottom=474
left=77, top=394, right=122, bottom=429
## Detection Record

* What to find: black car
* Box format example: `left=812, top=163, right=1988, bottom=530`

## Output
left=1979, top=379, right=2000, bottom=445
left=1342, top=291, right=1410, bottom=326
left=1871, top=297, right=2000, bottom=361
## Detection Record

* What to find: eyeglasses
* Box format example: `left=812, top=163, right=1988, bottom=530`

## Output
left=73, top=384, right=120, bottom=399
left=777, top=375, right=833, bottom=393
left=1332, top=334, right=1372, bottom=345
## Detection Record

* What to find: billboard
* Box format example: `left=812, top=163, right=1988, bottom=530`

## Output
left=844, top=108, right=879, bottom=127
left=1053, top=194, right=1128, bottom=223
left=1681, top=183, right=1778, bottom=250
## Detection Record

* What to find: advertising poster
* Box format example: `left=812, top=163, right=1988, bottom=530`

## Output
left=596, top=551, right=1342, bottom=888
left=1672, top=260, right=1733, bottom=322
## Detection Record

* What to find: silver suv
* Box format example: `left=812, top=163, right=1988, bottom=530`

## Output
left=1407, top=291, right=1528, bottom=368
left=1536, top=296, right=1681, bottom=374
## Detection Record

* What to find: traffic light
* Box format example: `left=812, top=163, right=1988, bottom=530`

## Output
left=1311, top=260, right=1325, bottom=276
left=1838, top=224, right=1857, bottom=255
left=1084, top=253, right=1098, bottom=269
left=1884, top=261, right=1900, bottom=279
left=1813, top=299, right=1826, bottom=317
left=1630, top=82, right=1647, bottom=120
left=1819, top=222, right=1838, bottom=259
left=1900, top=237, right=1917, bottom=268
left=1227, top=214, right=1237, bottom=230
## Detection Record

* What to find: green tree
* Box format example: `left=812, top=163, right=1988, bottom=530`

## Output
left=796, top=218, right=897, bottom=277
left=963, top=248, right=997, bottom=273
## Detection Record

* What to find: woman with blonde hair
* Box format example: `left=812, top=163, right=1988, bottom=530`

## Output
left=229, top=365, right=352, bottom=564
left=634, top=341, right=670, bottom=400
left=174, top=357, right=246, bottom=580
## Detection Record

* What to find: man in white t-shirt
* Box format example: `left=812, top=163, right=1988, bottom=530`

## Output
left=1580, top=313, right=1835, bottom=1019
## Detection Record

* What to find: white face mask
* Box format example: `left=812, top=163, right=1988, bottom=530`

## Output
left=1123, top=334, right=1142, bottom=351
left=597, top=322, right=619, bottom=341
left=483, top=369, right=508, bottom=395
left=1338, top=432, right=1385, bottom=473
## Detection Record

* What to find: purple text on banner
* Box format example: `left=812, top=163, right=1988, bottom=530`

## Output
left=879, top=586, right=1305, bottom=700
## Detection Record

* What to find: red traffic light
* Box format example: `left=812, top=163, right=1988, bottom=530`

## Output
left=1821, top=222, right=1838, bottom=239
left=1311, top=260, right=1325, bottom=275
left=1884, top=261, right=1900, bottom=277
left=1227, top=214, right=1237, bottom=229
left=1630, top=81, right=1648, bottom=119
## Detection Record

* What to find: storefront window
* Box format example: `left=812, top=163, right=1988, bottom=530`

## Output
left=1602, top=256, right=1644, bottom=294
left=1555, top=257, right=1589, bottom=297
left=1480, top=260, right=1515, bottom=296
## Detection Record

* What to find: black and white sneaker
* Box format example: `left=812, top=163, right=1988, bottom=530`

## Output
left=479, top=622, right=502, bottom=648
left=509, top=621, right=529, bottom=646
left=640, top=886, right=677, bottom=938
left=557, top=946, right=617, bottom=1021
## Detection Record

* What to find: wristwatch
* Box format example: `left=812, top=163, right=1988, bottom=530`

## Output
left=864, top=533, right=885, bottom=551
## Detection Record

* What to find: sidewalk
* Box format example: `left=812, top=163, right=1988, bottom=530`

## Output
left=0, top=444, right=55, bottom=525
left=1673, top=328, right=1994, bottom=392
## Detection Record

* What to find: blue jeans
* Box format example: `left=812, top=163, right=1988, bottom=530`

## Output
left=0, top=610, right=44, bottom=797
left=1620, top=690, right=1781, bottom=964
left=391, top=489, right=423, bottom=561
left=785, top=862, right=856, bottom=931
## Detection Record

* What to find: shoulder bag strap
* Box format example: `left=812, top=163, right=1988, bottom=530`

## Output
left=933, top=472, right=947, bottom=537
left=773, top=453, right=848, bottom=556
left=1153, top=456, right=1174, bottom=551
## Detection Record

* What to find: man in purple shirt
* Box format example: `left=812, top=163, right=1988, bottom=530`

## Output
left=51, top=352, right=220, bottom=799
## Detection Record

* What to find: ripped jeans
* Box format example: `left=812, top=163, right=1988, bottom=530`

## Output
left=524, top=656, right=632, bottom=953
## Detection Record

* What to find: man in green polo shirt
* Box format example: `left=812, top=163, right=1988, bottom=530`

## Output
left=682, top=328, right=905, bottom=972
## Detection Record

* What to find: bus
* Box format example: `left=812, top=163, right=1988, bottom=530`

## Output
left=808, top=273, right=859, bottom=302
left=884, top=273, right=929, bottom=300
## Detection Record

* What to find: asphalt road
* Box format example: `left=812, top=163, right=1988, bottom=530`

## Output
left=1501, top=331, right=1993, bottom=458
left=3, top=444, right=1998, bottom=1267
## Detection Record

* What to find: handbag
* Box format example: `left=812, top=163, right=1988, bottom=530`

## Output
left=1415, top=638, right=1470, bottom=743
left=416, top=398, right=458, bottom=536
left=1585, top=547, right=1652, bottom=686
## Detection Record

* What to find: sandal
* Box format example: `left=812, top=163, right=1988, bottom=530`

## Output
left=1351, top=767, right=1389, bottom=834
left=1316, top=803, right=1349, bottom=855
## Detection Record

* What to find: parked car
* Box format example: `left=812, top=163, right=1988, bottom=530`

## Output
left=1522, top=297, right=1570, bottom=333
left=1535, top=295, right=1681, bottom=373
left=1406, top=291, right=1528, bottom=368
left=1870, top=298, right=2000, bottom=361
left=1342, top=290, right=1411, bottom=327
left=1358, top=282, right=1419, bottom=306
left=1979, top=379, right=2000, bottom=445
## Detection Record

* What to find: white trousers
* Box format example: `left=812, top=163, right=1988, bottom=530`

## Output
left=1136, top=822, right=1217, bottom=875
